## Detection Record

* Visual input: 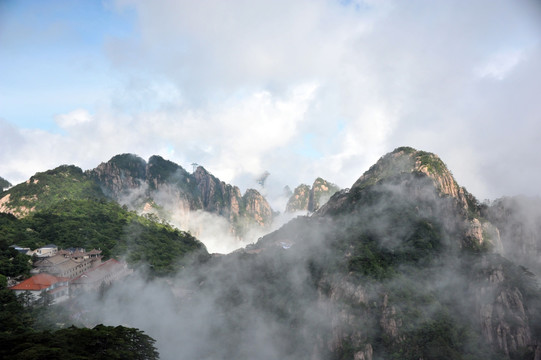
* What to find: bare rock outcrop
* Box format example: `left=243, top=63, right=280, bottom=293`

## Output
left=320, top=276, right=373, bottom=360
left=242, top=189, right=273, bottom=226
left=286, top=178, right=339, bottom=213
left=475, top=258, right=536, bottom=358
left=350, top=147, right=471, bottom=213
left=380, top=293, right=403, bottom=343
left=89, top=153, right=147, bottom=200
left=286, top=184, right=310, bottom=212
left=194, top=166, right=243, bottom=220
left=466, top=218, right=504, bottom=252
left=89, top=154, right=274, bottom=237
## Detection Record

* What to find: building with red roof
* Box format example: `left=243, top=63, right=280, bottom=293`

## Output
left=9, top=273, right=69, bottom=304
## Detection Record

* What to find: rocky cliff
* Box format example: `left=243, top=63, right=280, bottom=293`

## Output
left=242, top=189, right=273, bottom=226
left=8, top=146, right=540, bottom=360
left=350, top=147, right=469, bottom=209
left=286, top=178, right=339, bottom=213
left=193, top=166, right=242, bottom=219
left=246, top=147, right=541, bottom=360
left=473, top=256, right=539, bottom=358
left=193, top=167, right=273, bottom=231
left=89, top=153, right=147, bottom=200
left=285, top=184, right=310, bottom=212
left=320, top=146, right=500, bottom=251
left=89, top=154, right=274, bottom=237
left=0, top=154, right=274, bottom=241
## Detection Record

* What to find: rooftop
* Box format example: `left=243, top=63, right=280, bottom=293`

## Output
left=71, top=259, right=125, bottom=285
left=9, top=273, right=69, bottom=291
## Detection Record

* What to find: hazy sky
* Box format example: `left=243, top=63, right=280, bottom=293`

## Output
left=1, top=0, right=540, bottom=203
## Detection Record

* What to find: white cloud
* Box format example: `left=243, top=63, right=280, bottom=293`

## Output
left=475, top=49, right=525, bottom=80
left=55, top=108, right=93, bottom=128
left=1, top=0, right=541, bottom=203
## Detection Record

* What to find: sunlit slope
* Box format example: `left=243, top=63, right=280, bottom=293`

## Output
left=0, top=165, right=106, bottom=217
left=0, top=163, right=208, bottom=276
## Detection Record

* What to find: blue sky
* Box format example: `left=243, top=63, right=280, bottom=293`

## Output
left=0, top=0, right=134, bottom=131
left=1, top=0, right=541, bottom=206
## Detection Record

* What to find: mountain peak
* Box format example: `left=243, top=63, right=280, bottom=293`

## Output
left=109, top=153, right=146, bottom=167
left=286, top=177, right=340, bottom=213
left=319, top=147, right=483, bottom=226
left=193, top=165, right=210, bottom=176
left=352, top=147, right=461, bottom=199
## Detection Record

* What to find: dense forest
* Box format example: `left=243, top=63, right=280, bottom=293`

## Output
left=0, top=273, right=159, bottom=359
left=0, top=199, right=207, bottom=276
left=0, top=166, right=208, bottom=358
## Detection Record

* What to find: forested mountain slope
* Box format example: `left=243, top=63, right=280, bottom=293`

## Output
left=2, top=147, right=541, bottom=360
left=171, top=147, right=541, bottom=359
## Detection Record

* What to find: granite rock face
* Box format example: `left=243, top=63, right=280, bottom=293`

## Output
left=286, top=184, right=310, bottom=213
left=473, top=257, right=538, bottom=357
left=90, top=154, right=147, bottom=200
left=89, top=154, right=274, bottom=236
left=320, top=147, right=503, bottom=251
left=286, top=178, right=339, bottom=213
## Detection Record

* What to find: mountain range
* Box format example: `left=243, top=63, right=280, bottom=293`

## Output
left=2, top=146, right=541, bottom=359
left=0, top=154, right=274, bottom=241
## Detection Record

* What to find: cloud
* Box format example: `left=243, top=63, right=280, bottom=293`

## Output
left=1, top=0, right=541, bottom=203
left=55, top=109, right=93, bottom=128
left=106, top=0, right=541, bottom=199
left=475, top=49, right=525, bottom=81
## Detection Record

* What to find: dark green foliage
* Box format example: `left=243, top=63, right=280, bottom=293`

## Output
left=392, top=146, right=417, bottom=155
left=463, top=188, right=482, bottom=219
left=324, top=173, right=452, bottom=280
left=22, top=199, right=127, bottom=257
left=0, top=324, right=159, bottom=360
left=147, top=155, right=184, bottom=180
left=2, top=165, right=106, bottom=214
left=385, top=311, right=494, bottom=360
left=0, top=176, right=11, bottom=191
left=1, top=261, right=159, bottom=355
left=254, top=164, right=518, bottom=359
left=107, top=154, right=147, bottom=177
left=346, top=219, right=443, bottom=280
left=0, top=212, right=32, bottom=245
left=121, top=213, right=207, bottom=275
left=0, top=198, right=207, bottom=275
left=0, top=243, right=31, bottom=278
left=0, top=155, right=209, bottom=276
left=351, top=150, right=416, bottom=190
left=147, top=155, right=195, bottom=193
left=0, top=214, right=33, bottom=279
left=0, top=287, right=32, bottom=335
left=416, top=151, right=447, bottom=176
